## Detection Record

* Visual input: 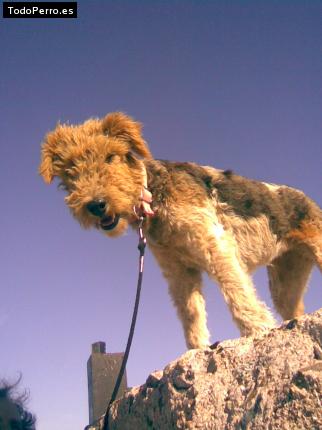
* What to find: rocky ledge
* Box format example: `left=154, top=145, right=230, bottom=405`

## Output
left=92, top=309, right=322, bottom=429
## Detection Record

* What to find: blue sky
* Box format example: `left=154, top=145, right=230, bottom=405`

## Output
left=1, top=1, right=321, bottom=428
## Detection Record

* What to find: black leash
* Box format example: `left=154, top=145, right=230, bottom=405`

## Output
left=102, top=216, right=147, bottom=430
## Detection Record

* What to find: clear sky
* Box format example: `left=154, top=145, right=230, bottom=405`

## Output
left=1, top=1, right=321, bottom=429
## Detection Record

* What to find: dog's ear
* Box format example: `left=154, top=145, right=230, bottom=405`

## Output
left=39, top=148, right=55, bottom=183
left=39, top=125, right=67, bottom=183
left=102, top=112, right=152, bottom=159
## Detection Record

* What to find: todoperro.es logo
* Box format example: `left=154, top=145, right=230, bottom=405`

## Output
left=3, top=2, right=77, bottom=18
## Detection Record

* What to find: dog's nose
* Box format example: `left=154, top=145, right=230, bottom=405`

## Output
left=86, top=199, right=107, bottom=217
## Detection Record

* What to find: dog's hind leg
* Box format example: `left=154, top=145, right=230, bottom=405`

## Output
left=311, top=239, right=322, bottom=272
left=301, top=226, right=322, bottom=272
left=152, top=249, right=210, bottom=349
left=287, top=220, right=322, bottom=272
left=267, top=246, right=314, bottom=321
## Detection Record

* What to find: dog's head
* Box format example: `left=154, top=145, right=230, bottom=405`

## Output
left=39, top=112, right=152, bottom=237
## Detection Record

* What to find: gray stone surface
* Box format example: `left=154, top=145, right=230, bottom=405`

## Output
left=90, top=309, right=322, bottom=430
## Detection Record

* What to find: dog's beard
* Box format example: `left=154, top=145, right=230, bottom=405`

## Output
left=69, top=206, right=130, bottom=237
left=65, top=186, right=138, bottom=238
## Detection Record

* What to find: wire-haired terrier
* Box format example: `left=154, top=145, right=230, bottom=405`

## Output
left=39, top=112, right=321, bottom=349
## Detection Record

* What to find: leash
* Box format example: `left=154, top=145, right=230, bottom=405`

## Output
left=102, top=215, right=147, bottom=430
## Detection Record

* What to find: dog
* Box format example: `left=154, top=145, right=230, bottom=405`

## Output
left=39, top=112, right=322, bottom=349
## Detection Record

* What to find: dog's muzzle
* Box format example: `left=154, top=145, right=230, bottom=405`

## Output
left=86, top=199, right=120, bottom=231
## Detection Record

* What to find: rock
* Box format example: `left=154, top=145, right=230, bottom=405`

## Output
left=91, top=309, right=322, bottom=429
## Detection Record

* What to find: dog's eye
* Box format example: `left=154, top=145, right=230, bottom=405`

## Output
left=105, top=154, right=116, bottom=164
left=126, top=152, right=138, bottom=166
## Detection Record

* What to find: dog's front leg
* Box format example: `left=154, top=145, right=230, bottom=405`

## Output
left=150, top=246, right=210, bottom=349
left=204, top=225, right=277, bottom=336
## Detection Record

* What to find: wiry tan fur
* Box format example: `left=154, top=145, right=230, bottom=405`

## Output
left=39, top=112, right=322, bottom=349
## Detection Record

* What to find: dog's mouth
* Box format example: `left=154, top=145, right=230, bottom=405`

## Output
left=99, top=214, right=120, bottom=231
